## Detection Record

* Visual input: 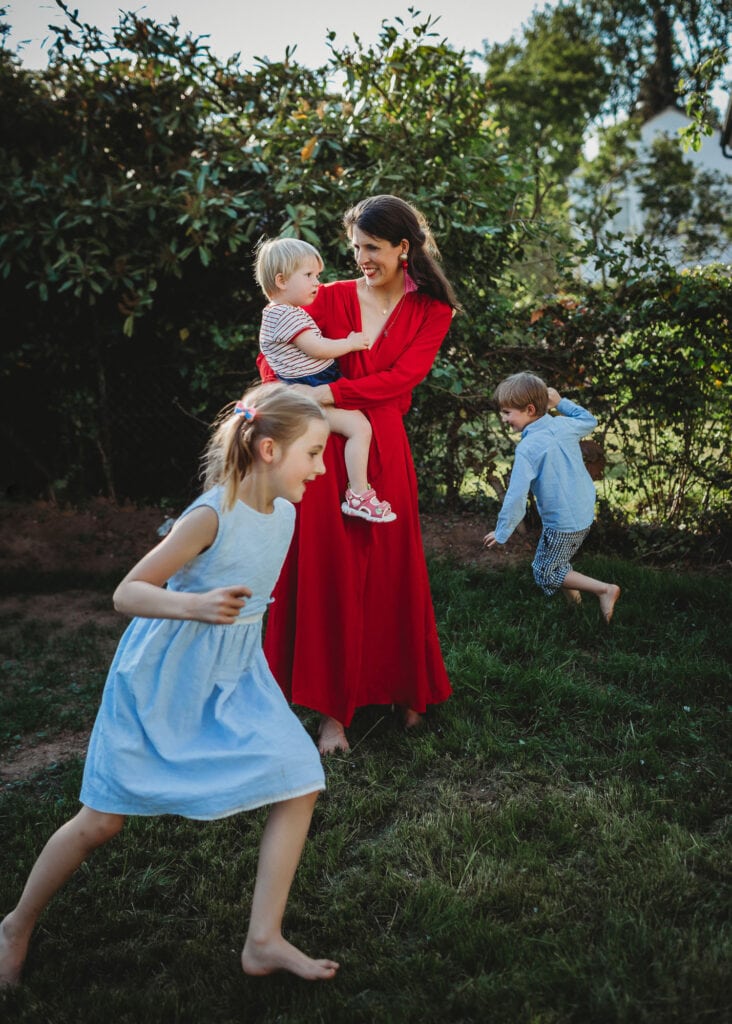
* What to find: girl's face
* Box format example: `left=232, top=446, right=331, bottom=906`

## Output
left=275, top=256, right=322, bottom=308
left=271, top=418, right=329, bottom=503
left=350, top=227, right=407, bottom=289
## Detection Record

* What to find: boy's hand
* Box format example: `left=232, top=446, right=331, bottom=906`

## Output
left=347, top=330, right=372, bottom=351
left=547, top=387, right=561, bottom=408
left=483, top=531, right=499, bottom=548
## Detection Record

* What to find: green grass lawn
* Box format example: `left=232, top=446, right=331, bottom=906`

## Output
left=1, top=554, right=730, bottom=1023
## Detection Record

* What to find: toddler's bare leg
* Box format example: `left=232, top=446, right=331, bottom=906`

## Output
left=0, top=807, right=124, bottom=987
left=241, top=792, right=339, bottom=981
left=562, top=571, right=621, bottom=623
left=325, top=408, right=372, bottom=495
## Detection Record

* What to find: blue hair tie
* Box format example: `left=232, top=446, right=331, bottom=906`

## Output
left=234, top=401, right=256, bottom=421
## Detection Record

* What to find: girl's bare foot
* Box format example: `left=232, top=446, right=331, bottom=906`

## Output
left=241, top=935, right=339, bottom=980
left=403, top=708, right=424, bottom=730
left=563, top=588, right=582, bottom=605
left=317, top=716, right=349, bottom=755
left=0, top=914, right=28, bottom=988
left=599, top=584, right=621, bottom=623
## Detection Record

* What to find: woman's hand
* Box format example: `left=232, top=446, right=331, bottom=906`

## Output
left=309, top=384, right=335, bottom=406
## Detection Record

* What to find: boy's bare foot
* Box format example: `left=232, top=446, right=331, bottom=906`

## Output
left=599, top=584, right=621, bottom=623
left=403, top=708, right=424, bottom=730
left=563, top=588, right=582, bottom=605
left=241, top=935, right=339, bottom=980
left=0, top=914, right=27, bottom=988
left=317, top=716, right=350, bottom=756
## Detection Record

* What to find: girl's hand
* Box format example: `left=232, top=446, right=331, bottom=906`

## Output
left=483, top=531, right=498, bottom=548
left=193, top=585, right=253, bottom=624
left=547, top=387, right=561, bottom=408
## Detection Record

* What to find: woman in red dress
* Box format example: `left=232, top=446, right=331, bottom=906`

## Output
left=258, top=195, right=460, bottom=753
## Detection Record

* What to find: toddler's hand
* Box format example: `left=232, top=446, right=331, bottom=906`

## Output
left=195, top=585, right=253, bottom=624
left=483, top=531, right=498, bottom=549
left=547, top=387, right=561, bottom=408
left=347, top=331, right=372, bottom=351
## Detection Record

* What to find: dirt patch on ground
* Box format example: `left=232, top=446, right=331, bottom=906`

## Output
left=0, top=499, right=535, bottom=783
left=0, top=729, right=92, bottom=784
left=0, top=497, right=535, bottom=579
left=0, top=498, right=170, bottom=577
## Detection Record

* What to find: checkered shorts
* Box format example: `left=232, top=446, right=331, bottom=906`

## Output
left=531, top=526, right=591, bottom=596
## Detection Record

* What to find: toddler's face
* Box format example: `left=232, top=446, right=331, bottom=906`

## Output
left=277, top=256, right=323, bottom=307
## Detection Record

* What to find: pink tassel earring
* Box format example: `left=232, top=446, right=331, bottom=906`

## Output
left=400, top=252, right=417, bottom=294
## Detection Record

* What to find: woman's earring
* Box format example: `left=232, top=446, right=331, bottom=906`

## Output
left=399, top=253, right=408, bottom=268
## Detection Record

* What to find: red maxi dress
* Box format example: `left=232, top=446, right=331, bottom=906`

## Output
left=258, top=279, right=453, bottom=727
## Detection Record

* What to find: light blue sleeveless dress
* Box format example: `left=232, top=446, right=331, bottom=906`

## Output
left=80, top=486, right=325, bottom=820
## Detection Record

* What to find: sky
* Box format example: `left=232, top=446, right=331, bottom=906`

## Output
left=5, top=0, right=546, bottom=69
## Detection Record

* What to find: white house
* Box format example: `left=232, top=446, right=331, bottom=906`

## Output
left=571, top=105, right=732, bottom=276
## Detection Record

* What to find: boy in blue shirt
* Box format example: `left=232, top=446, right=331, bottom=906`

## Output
left=483, top=372, right=621, bottom=623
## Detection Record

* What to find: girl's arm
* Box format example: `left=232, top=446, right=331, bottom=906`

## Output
left=113, top=506, right=252, bottom=623
left=293, top=328, right=371, bottom=360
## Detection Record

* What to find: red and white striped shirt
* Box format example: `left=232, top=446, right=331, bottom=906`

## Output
left=259, top=304, right=335, bottom=380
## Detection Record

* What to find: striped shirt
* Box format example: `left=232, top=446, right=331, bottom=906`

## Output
left=259, top=304, right=335, bottom=380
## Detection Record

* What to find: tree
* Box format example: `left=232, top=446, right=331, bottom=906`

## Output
left=0, top=5, right=518, bottom=501
left=482, top=3, right=610, bottom=215
left=578, top=0, right=731, bottom=120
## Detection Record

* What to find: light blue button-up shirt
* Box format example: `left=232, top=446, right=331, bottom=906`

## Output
left=494, top=398, right=598, bottom=543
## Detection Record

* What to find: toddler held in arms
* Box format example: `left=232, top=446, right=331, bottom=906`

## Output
left=255, top=236, right=396, bottom=523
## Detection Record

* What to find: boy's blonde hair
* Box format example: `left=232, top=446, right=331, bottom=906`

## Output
left=201, top=382, right=327, bottom=511
left=493, top=372, right=549, bottom=416
left=254, top=237, right=324, bottom=299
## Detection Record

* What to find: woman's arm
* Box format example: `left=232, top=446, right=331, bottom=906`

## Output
left=330, top=301, right=453, bottom=411
left=113, top=506, right=252, bottom=623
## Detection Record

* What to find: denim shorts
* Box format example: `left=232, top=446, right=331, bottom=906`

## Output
left=277, top=363, right=341, bottom=387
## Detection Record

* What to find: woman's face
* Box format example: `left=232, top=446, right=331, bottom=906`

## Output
left=350, top=226, right=406, bottom=289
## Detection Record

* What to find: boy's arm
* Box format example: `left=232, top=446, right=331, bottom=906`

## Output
left=552, top=392, right=598, bottom=436
left=484, top=451, right=535, bottom=546
left=293, top=328, right=371, bottom=360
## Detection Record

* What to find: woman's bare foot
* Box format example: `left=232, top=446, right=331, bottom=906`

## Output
left=317, top=716, right=349, bottom=756
left=0, top=914, right=28, bottom=988
left=599, top=584, right=621, bottom=623
left=403, top=708, right=424, bottom=730
left=563, top=588, right=582, bottom=605
left=241, top=935, right=339, bottom=980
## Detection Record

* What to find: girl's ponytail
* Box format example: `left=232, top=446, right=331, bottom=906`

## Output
left=201, top=383, right=326, bottom=511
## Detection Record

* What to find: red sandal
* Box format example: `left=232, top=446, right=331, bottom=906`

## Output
left=341, top=487, right=397, bottom=524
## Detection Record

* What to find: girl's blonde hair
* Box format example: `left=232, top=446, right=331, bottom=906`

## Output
left=201, top=382, right=327, bottom=511
left=493, top=372, right=549, bottom=416
left=254, top=237, right=324, bottom=299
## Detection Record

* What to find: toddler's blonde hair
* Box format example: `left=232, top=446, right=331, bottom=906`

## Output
left=254, top=237, right=324, bottom=299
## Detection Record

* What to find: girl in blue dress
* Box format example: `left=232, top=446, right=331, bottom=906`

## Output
left=0, top=383, right=339, bottom=985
